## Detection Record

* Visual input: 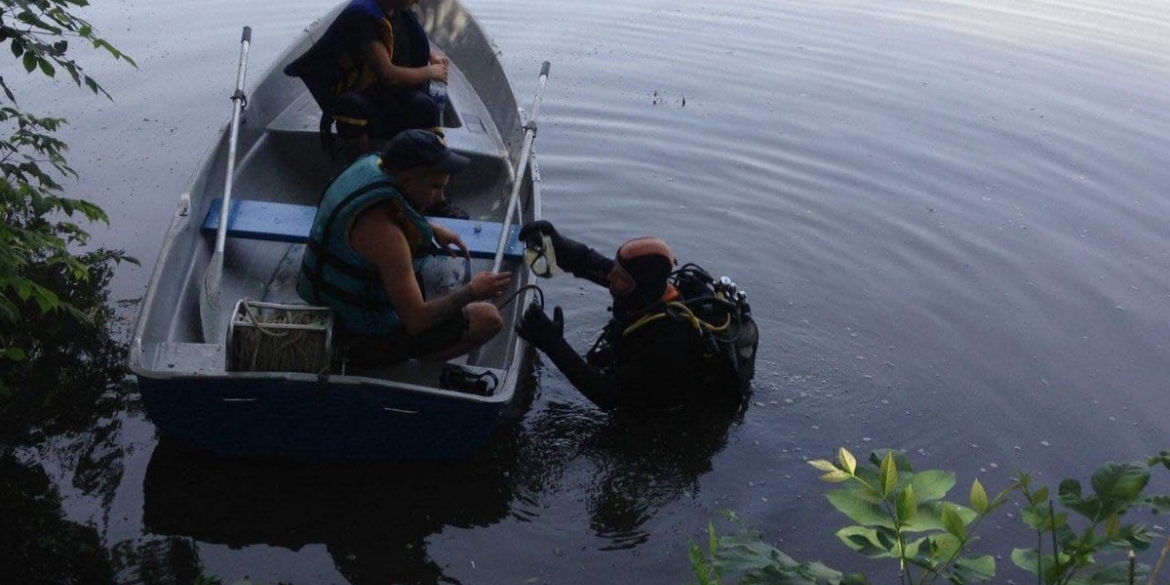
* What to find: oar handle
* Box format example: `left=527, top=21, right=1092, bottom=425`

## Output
left=527, top=61, right=550, bottom=129
left=213, top=26, right=253, bottom=256
left=491, top=62, right=551, bottom=274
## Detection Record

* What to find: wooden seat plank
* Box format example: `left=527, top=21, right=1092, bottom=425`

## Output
left=202, top=198, right=523, bottom=260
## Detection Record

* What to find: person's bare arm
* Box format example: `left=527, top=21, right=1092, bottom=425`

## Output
left=361, top=38, right=447, bottom=88
left=349, top=206, right=508, bottom=334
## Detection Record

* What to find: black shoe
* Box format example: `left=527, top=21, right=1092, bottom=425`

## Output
left=426, top=198, right=469, bottom=220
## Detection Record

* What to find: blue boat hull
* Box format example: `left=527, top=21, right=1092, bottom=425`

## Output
left=139, top=375, right=505, bottom=460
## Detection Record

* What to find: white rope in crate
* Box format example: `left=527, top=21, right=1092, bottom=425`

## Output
left=227, top=300, right=333, bottom=374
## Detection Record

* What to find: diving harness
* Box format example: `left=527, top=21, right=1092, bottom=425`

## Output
left=586, top=263, right=758, bottom=385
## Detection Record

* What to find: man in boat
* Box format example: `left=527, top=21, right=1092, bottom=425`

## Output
left=514, top=221, right=759, bottom=412
left=284, top=0, right=466, bottom=217
left=297, top=129, right=512, bottom=366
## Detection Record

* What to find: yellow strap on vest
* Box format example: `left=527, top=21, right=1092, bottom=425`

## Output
left=621, top=302, right=731, bottom=336
left=334, top=115, right=369, bottom=127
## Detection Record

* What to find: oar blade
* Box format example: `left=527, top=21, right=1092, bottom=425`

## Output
left=200, top=251, right=225, bottom=343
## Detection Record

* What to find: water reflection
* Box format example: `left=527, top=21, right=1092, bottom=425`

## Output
left=518, top=391, right=748, bottom=550
left=143, top=425, right=523, bottom=585
left=0, top=454, right=116, bottom=584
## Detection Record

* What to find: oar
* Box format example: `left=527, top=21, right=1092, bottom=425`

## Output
left=491, top=61, right=551, bottom=274
left=201, top=26, right=253, bottom=343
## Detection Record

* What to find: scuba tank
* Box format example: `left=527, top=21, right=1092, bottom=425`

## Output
left=587, top=263, right=759, bottom=395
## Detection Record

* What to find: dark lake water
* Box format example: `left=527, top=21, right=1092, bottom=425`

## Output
left=14, top=0, right=1170, bottom=583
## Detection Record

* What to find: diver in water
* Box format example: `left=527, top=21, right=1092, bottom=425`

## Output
left=515, top=221, right=759, bottom=412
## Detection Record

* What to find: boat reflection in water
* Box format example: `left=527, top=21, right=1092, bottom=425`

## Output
left=143, top=391, right=747, bottom=582
left=142, top=428, right=521, bottom=585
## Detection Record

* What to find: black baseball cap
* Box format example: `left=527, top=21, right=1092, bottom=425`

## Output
left=381, top=129, right=470, bottom=174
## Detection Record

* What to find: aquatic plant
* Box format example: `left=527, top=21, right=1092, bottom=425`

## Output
left=690, top=448, right=1170, bottom=585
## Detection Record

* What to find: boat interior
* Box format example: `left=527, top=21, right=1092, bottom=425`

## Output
left=133, top=2, right=538, bottom=398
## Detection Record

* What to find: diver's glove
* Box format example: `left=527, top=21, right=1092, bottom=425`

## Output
left=514, top=301, right=615, bottom=409
left=515, top=302, right=565, bottom=351
left=518, top=220, right=589, bottom=273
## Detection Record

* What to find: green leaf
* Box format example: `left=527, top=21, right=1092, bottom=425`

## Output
left=1032, top=484, right=1049, bottom=506
left=1010, top=548, right=1039, bottom=573
left=17, top=278, right=32, bottom=300
left=952, top=555, right=996, bottom=583
left=880, top=452, right=898, bottom=497
left=1104, top=514, right=1119, bottom=538
left=825, top=488, right=891, bottom=527
left=821, top=469, right=852, bottom=483
left=899, top=501, right=977, bottom=533
left=836, top=526, right=897, bottom=559
left=941, top=506, right=967, bottom=540
left=869, top=449, right=913, bottom=473
left=839, top=447, right=857, bottom=475
left=896, top=485, right=917, bottom=524
left=810, top=459, right=839, bottom=473
left=928, top=533, right=961, bottom=560
left=908, top=470, right=956, bottom=502
left=970, top=479, right=989, bottom=514
left=1091, top=461, right=1150, bottom=507
left=1059, top=478, right=1100, bottom=519
left=4, top=346, right=27, bottom=361
left=23, top=51, right=36, bottom=73
left=1149, top=451, right=1170, bottom=470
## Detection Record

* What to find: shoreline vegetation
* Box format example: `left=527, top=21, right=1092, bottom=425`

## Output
left=1, top=2, right=137, bottom=582
left=690, top=447, right=1170, bottom=585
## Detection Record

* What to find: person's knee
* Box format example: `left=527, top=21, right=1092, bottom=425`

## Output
left=406, top=92, right=440, bottom=128
left=334, top=91, right=374, bottom=139
left=464, top=302, right=504, bottom=343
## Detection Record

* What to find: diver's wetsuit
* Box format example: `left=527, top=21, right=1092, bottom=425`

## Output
left=535, top=249, right=758, bottom=412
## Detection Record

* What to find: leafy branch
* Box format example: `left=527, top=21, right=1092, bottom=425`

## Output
left=0, top=0, right=137, bottom=103
left=689, top=449, right=1170, bottom=585
left=0, top=0, right=137, bottom=398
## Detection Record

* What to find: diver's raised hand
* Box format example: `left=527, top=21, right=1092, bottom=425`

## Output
left=519, top=220, right=588, bottom=272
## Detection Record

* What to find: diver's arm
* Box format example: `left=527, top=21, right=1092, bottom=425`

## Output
left=535, top=337, right=621, bottom=410
left=515, top=303, right=620, bottom=409
left=570, top=249, right=615, bottom=288
left=518, top=220, right=614, bottom=287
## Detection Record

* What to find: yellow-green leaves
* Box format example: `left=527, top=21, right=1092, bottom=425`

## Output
left=809, top=458, right=851, bottom=483
left=839, top=447, right=857, bottom=475
left=970, top=479, right=989, bottom=514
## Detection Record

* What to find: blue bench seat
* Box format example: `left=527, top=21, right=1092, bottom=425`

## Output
left=202, top=198, right=522, bottom=260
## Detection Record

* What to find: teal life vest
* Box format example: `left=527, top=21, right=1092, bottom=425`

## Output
left=297, top=153, right=434, bottom=337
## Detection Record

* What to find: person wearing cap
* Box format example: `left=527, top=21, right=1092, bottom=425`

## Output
left=514, top=221, right=759, bottom=412
left=298, top=129, right=512, bottom=365
left=284, top=0, right=450, bottom=160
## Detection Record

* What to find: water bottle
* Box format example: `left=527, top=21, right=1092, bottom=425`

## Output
left=429, top=81, right=448, bottom=127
